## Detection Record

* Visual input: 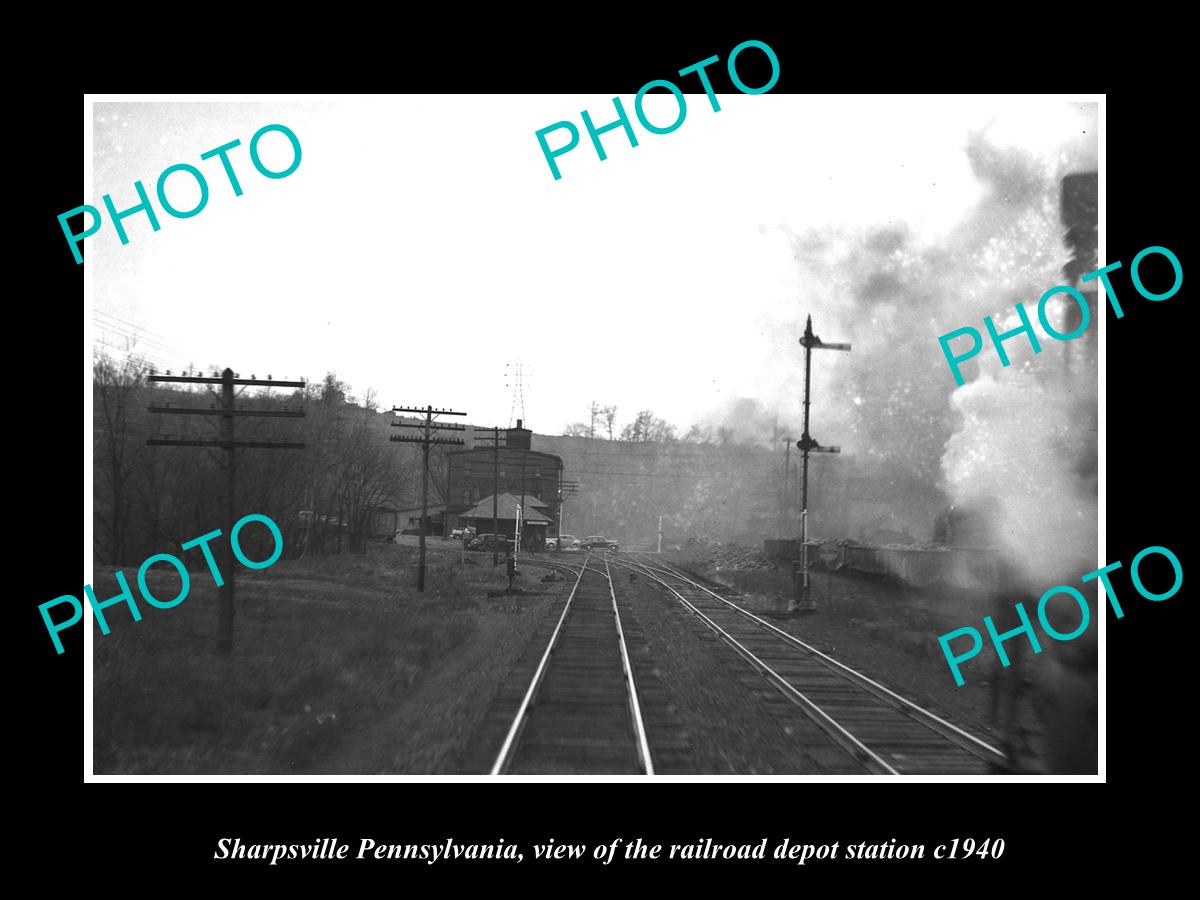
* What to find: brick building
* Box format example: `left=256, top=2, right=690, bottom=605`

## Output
left=445, top=420, right=565, bottom=536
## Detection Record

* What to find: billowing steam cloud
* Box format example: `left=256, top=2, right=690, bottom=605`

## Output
left=718, top=113, right=1098, bottom=585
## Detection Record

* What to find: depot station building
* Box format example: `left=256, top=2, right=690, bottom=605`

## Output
left=444, top=420, right=565, bottom=544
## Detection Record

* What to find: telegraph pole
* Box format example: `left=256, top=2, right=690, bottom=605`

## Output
left=516, top=446, right=529, bottom=558
left=476, top=427, right=506, bottom=566
left=147, top=368, right=306, bottom=653
left=391, top=405, right=467, bottom=591
left=794, top=315, right=850, bottom=611
left=221, top=373, right=235, bottom=641
left=444, top=445, right=453, bottom=543
left=557, top=479, right=578, bottom=549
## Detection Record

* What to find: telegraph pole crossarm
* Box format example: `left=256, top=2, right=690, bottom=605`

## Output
left=557, top=479, right=578, bottom=550
left=148, top=375, right=307, bottom=388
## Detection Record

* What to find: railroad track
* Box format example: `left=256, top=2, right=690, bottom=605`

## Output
left=616, top=552, right=1009, bottom=775
left=517, top=556, right=607, bottom=579
left=489, top=552, right=655, bottom=775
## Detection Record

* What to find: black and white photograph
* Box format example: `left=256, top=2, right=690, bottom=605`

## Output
left=75, top=91, right=1107, bottom=780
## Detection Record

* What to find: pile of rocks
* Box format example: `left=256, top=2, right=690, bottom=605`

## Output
left=683, top=538, right=772, bottom=571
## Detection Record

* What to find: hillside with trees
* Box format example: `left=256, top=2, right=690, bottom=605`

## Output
left=92, top=351, right=418, bottom=566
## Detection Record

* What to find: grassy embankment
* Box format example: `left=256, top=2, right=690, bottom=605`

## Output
left=93, top=538, right=562, bottom=774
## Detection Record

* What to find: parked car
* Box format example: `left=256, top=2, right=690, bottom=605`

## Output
left=468, top=533, right=512, bottom=552
left=450, top=527, right=476, bottom=540
left=547, top=534, right=581, bottom=551
left=582, top=535, right=619, bottom=551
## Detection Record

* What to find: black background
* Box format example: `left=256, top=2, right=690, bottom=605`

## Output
left=22, top=23, right=1188, bottom=886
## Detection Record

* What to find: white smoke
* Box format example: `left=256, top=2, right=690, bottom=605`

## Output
left=746, top=109, right=1099, bottom=572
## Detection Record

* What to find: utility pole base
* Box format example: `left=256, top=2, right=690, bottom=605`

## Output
left=790, top=564, right=818, bottom=612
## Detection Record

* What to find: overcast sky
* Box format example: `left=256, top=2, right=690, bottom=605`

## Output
left=89, top=95, right=1097, bottom=434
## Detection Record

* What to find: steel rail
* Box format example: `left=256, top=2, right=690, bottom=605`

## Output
left=602, top=554, right=655, bottom=775
left=519, top=558, right=608, bottom=578
left=615, top=556, right=896, bottom=774
left=626, top=552, right=1007, bottom=767
left=489, top=553, right=591, bottom=775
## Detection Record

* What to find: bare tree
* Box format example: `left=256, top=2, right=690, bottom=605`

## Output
left=648, top=416, right=677, bottom=443
left=621, top=410, right=676, bottom=443
left=587, top=401, right=601, bottom=439
left=293, top=373, right=352, bottom=556
left=602, top=405, right=618, bottom=440
left=427, top=442, right=453, bottom=506
left=338, top=404, right=411, bottom=553
left=93, top=349, right=149, bottom=563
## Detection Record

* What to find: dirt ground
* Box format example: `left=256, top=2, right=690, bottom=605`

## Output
left=664, top=555, right=1061, bottom=772
left=92, top=536, right=1082, bottom=775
